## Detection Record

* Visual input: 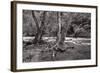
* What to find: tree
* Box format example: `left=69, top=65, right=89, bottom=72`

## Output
left=49, top=12, right=74, bottom=60
left=31, top=11, right=46, bottom=44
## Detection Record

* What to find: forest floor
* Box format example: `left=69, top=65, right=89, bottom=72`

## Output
left=23, top=37, right=91, bottom=62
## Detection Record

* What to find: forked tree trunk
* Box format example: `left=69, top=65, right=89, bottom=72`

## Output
left=32, top=11, right=46, bottom=44
left=50, top=12, right=67, bottom=51
left=51, top=12, right=74, bottom=60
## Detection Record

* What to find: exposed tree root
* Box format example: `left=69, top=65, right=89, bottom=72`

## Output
left=41, top=41, right=74, bottom=61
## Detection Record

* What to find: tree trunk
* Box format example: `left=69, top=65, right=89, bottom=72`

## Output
left=49, top=12, right=74, bottom=60
left=31, top=11, right=46, bottom=44
left=57, top=12, right=67, bottom=51
left=53, top=12, right=72, bottom=51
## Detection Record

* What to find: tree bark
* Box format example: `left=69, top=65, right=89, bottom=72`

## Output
left=52, top=12, right=72, bottom=52
left=48, top=12, right=73, bottom=60
left=57, top=12, right=67, bottom=51
left=31, top=11, right=46, bottom=44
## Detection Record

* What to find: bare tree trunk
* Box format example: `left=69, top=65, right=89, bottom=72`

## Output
left=45, top=12, right=74, bottom=61
left=51, top=12, right=66, bottom=60
left=31, top=11, right=46, bottom=44
left=57, top=12, right=67, bottom=51
left=51, top=12, right=73, bottom=52
left=56, top=12, right=61, bottom=43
